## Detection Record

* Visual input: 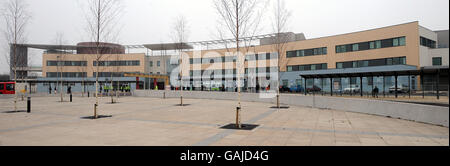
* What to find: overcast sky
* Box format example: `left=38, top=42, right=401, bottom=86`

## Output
left=1, top=0, right=449, bottom=74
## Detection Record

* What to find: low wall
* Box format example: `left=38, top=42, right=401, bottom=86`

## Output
left=134, top=90, right=449, bottom=127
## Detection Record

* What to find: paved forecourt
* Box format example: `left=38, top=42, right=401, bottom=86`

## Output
left=0, top=95, right=448, bottom=146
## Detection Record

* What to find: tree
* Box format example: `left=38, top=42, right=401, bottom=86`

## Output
left=1, top=0, right=31, bottom=111
left=53, top=33, right=67, bottom=102
left=84, top=0, right=123, bottom=118
left=214, top=0, right=267, bottom=128
left=271, top=0, right=291, bottom=108
left=171, top=15, right=190, bottom=106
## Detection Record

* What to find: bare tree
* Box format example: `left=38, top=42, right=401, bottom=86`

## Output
left=271, top=0, right=291, bottom=108
left=1, top=0, right=31, bottom=111
left=171, top=15, right=190, bottom=106
left=52, top=33, right=67, bottom=102
left=84, top=0, right=123, bottom=118
left=214, top=0, right=267, bottom=128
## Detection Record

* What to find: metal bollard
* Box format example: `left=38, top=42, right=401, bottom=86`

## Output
left=27, top=97, right=31, bottom=113
left=70, top=93, right=72, bottom=102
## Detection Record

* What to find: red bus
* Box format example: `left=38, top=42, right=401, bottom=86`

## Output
left=0, top=82, right=15, bottom=94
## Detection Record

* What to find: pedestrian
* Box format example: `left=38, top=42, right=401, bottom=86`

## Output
left=68, top=86, right=72, bottom=94
left=372, top=86, right=379, bottom=98
left=48, top=85, right=52, bottom=94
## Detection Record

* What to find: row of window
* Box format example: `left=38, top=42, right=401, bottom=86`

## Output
left=93, top=61, right=140, bottom=66
left=47, top=60, right=141, bottom=67
left=420, top=36, right=436, bottom=48
left=189, top=53, right=276, bottom=64
left=287, top=63, right=328, bottom=72
left=336, top=37, right=406, bottom=53
left=47, top=61, right=87, bottom=66
left=286, top=47, right=327, bottom=58
left=189, top=67, right=278, bottom=76
left=336, top=57, right=406, bottom=69
left=46, top=72, right=87, bottom=78
left=93, top=72, right=126, bottom=77
left=149, top=61, right=161, bottom=67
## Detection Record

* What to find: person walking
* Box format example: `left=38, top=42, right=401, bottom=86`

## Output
left=48, top=85, right=52, bottom=94
left=372, top=86, right=379, bottom=98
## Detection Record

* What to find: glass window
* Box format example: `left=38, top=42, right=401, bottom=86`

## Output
left=400, top=57, right=406, bottom=65
left=293, top=65, right=300, bottom=71
left=322, top=63, right=327, bottom=70
left=393, top=38, right=399, bottom=46
left=336, top=63, right=343, bottom=69
left=311, top=64, right=316, bottom=70
left=376, top=40, right=381, bottom=48
left=313, top=48, right=318, bottom=55
left=322, top=47, right=327, bottom=54
left=0, top=84, right=3, bottom=90
left=287, top=66, right=293, bottom=72
left=157, top=61, right=160, bottom=67
left=341, top=45, right=347, bottom=52
left=336, top=46, right=341, bottom=53
left=352, top=44, right=359, bottom=51
left=352, top=61, right=358, bottom=68
left=386, top=58, right=393, bottom=65
left=6, top=84, right=14, bottom=91
left=399, top=37, right=406, bottom=46
left=317, top=48, right=322, bottom=55
left=369, top=42, right=375, bottom=49
left=432, top=57, right=442, bottom=66
left=150, top=61, right=153, bottom=67
left=392, top=57, right=400, bottom=65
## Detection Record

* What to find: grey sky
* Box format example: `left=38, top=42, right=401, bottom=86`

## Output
left=1, top=0, right=449, bottom=74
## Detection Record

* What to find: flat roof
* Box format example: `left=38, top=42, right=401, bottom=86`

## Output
left=299, top=65, right=449, bottom=78
left=143, top=43, right=193, bottom=50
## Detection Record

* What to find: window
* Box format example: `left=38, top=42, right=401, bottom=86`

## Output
left=432, top=57, right=442, bottom=66
left=370, top=42, right=375, bottom=49
left=352, top=44, right=359, bottom=51
left=393, top=38, right=399, bottom=46
left=386, top=58, right=393, bottom=65
left=323, top=47, right=327, bottom=54
left=420, top=36, right=436, bottom=48
left=157, top=61, right=160, bottom=67
left=336, top=62, right=343, bottom=69
left=376, top=40, right=381, bottom=49
left=6, top=84, right=14, bottom=91
left=0, top=84, right=3, bottom=90
left=282, top=80, right=288, bottom=86
left=399, top=37, right=406, bottom=46
left=287, top=66, right=293, bottom=72
left=189, top=59, right=193, bottom=64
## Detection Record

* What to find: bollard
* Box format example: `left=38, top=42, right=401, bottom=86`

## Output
left=70, top=93, right=72, bottom=102
left=27, top=97, right=31, bottom=113
left=94, top=103, right=98, bottom=119
left=163, top=91, right=166, bottom=99
left=88, top=91, right=90, bottom=98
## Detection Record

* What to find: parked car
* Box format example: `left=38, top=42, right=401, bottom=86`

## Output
left=344, top=86, right=360, bottom=94
left=306, top=85, right=321, bottom=93
left=279, top=85, right=290, bottom=93
left=289, top=85, right=304, bottom=93
left=389, top=85, right=409, bottom=93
